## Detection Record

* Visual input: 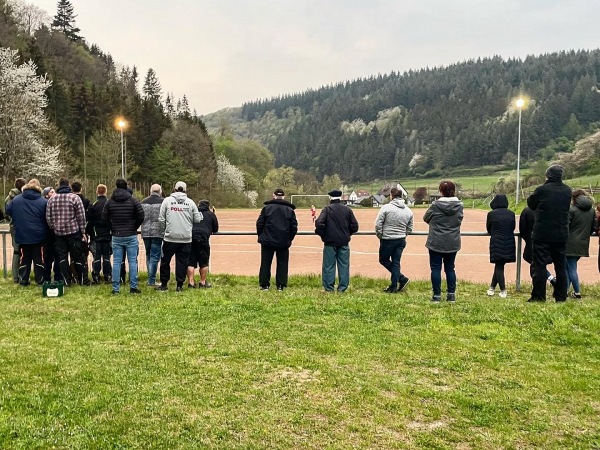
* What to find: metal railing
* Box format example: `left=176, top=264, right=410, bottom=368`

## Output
left=0, top=229, right=525, bottom=290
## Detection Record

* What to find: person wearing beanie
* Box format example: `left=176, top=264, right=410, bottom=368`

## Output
left=565, top=189, right=595, bottom=299
left=102, top=178, right=145, bottom=294
left=46, top=178, right=91, bottom=286
left=187, top=199, right=219, bottom=288
left=486, top=194, right=516, bottom=298
left=141, top=184, right=164, bottom=286
left=526, top=164, right=572, bottom=302
left=315, top=189, right=359, bottom=293
left=256, top=188, right=298, bottom=291
left=4, top=177, right=27, bottom=283
left=6, top=179, right=48, bottom=286
left=157, top=181, right=202, bottom=292
left=375, top=187, right=412, bottom=294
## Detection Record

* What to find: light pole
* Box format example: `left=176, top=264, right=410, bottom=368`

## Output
left=116, top=118, right=127, bottom=179
left=515, top=98, right=525, bottom=205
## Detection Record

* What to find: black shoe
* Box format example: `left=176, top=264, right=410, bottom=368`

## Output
left=199, top=282, right=212, bottom=288
left=276, top=285, right=284, bottom=291
left=260, top=286, right=270, bottom=291
left=383, top=285, right=398, bottom=293
left=81, top=279, right=92, bottom=286
left=176, top=285, right=183, bottom=292
left=431, top=295, right=441, bottom=302
left=527, top=297, right=545, bottom=302
left=130, top=288, right=142, bottom=294
left=555, top=298, right=567, bottom=302
left=156, top=285, right=168, bottom=292
left=446, top=293, right=456, bottom=302
left=112, top=290, right=119, bottom=295
left=91, top=276, right=100, bottom=285
left=398, top=279, right=410, bottom=292
left=570, top=292, right=582, bottom=299
left=105, top=276, right=112, bottom=283
left=187, top=283, right=196, bottom=289
left=549, top=278, right=557, bottom=287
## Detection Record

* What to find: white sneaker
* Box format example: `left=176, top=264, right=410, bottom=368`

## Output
left=499, top=290, right=508, bottom=298
left=487, top=288, right=495, bottom=296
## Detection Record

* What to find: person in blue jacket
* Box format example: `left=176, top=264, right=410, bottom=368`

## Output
left=6, top=179, right=49, bottom=285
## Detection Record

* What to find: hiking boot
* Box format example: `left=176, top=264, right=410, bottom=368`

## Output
left=130, top=288, right=142, bottom=294
left=446, top=293, right=456, bottom=302
left=398, top=279, right=410, bottom=292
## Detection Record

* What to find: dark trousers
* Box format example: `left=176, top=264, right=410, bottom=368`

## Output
left=19, top=243, right=45, bottom=285
left=160, top=241, right=191, bottom=287
left=490, top=262, right=506, bottom=290
left=259, top=245, right=289, bottom=288
left=531, top=239, right=567, bottom=300
left=43, top=234, right=61, bottom=282
left=91, top=239, right=112, bottom=281
left=55, top=233, right=89, bottom=286
left=378, top=238, right=408, bottom=289
left=429, top=250, right=457, bottom=296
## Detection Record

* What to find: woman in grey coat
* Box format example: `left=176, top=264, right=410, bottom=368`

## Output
left=565, top=189, right=595, bottom=298
left=423, top=180, right=464, bottom=302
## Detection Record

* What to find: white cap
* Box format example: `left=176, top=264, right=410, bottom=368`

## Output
left=175, top=181, right=186, bottom=192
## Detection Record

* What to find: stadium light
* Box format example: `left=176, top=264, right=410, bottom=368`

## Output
left=115, top=117, right=127, bottom=179
left=515, top=98, right=525, bottom=205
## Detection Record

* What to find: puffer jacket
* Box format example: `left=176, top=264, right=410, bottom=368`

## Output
left=315, top=200, right=359, bottom=246
left=256, top=199, right=298, bottom=248
left=566, top=195, right=595, bottom=257
left=6, top=187, right=48, bottom=244
left=141, top=193, right=165, bottom=238
left=375, top=198, right=413, bottom=240
left=486, top=194, right=516, bottom=264
left=102, top=188, right=145, bottom=237
left=527, top=173, right=571, bottom=243
left=423, top=197, right=464, bottom=253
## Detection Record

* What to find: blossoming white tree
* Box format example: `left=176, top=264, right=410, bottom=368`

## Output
left=216, top=154, right=258, bottom=206
left=0, top=47, right=63, bottom=185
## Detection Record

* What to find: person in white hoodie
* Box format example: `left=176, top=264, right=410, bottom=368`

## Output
left=157, top=181, right=203, bottom=292
left=375, top=187, right=414, bottom=293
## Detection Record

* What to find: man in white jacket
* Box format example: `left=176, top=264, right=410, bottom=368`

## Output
left=157, top=181, right=203, bottom=292
left=375, top=187, right=414, bottom=293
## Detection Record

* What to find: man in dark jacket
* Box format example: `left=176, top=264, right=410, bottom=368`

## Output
left=5, top=177, right=26, bottom=283
left=102, top=179, right=145, bottom=294
left=87, top=184, right=112, bottom=284
left=187, top=200, right=219, bottom=288
left=46, top=178, right=90, bottom=286
left=256, top=188, right=298, bottom=291
left=526, top=165, right=572, bottom=302
left=6, top=179, right=48, bottom=286
left=141, top=184, right=164, bottom=286
left=315, top=189, right=359, bottom=292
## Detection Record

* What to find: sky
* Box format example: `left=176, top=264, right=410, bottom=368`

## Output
left=31, top=0, right=599, bottom=115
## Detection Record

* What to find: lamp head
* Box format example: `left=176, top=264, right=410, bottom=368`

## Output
left=516, top=98, right=525, bottom=109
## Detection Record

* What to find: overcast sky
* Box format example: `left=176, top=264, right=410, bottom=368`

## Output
left=31, top=0, right=599, bottom=115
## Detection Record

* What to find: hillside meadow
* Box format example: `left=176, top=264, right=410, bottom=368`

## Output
left=0, top=275, right=599, bottom=449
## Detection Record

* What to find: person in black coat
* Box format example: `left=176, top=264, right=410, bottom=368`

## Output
left=526, top=164, right=572, bottom=302
left=187, top=200, right=219, bottom=288
left=87, top=184, right=112, bottom=283
left=486, top=194, right=515, bottom=298
left=256, top=188, right=298, bottom=291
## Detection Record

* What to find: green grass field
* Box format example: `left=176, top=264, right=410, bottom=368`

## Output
left=1, top=275, right=599, bottom=449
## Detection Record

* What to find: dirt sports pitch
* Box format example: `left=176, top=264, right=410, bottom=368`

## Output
left=210, top=208, right=599, bottom=286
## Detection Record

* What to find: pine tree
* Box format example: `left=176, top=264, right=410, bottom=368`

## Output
left=51, top=0, right=82, bottom=41
left=142, top=68, right=162, bottom=103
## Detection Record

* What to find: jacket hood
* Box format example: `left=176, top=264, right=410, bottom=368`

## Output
left=574, top=195, right=593, bottom=211
left=546, top=165, right=564, bottom=182
left=263, top=198, right=296, bottom=210
left=56, top=185, right=72, bottom=194
left=490, top=194, right=509, bottom=210
left=8, top=187, right=21, bottom=197
left=435, top=197, right=462, bottom=216
left=111, top=188, right=132, bottom=202
left=22, top=188, right=43, bottom=199
left=390, top=198, right=407, bottom=208
left=170, top=191, right=188, bottom=202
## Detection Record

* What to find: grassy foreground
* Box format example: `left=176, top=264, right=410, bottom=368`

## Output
left=0, top=275, right=599, bottom=449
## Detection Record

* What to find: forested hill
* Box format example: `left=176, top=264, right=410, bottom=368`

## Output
left=205, top=50, right=600, bottom=182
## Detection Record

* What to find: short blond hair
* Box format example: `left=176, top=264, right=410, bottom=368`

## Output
left=96, top=184, right=107, bottom=195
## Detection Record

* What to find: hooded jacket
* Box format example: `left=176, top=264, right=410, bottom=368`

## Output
left=375, top=198, right=413, bottom=240
left=423, top=197, right=464, bottom=253
left=102, top=188, right=145, bottom=237
left=192, top=202, right=219, bottom=240
left=526, top=172, right=571, bottom=243
left=315, top=200, right=359, bottom=246
left=486, top=194, right=516, bottom=264
left=566, top=195, right=595, bottom=257
left=159, top=191, right=202, bottom=243
left=141, top=193, right=165, bottom=239
left=256, top=198, right=298, bottom=249
left=86, top=195, right=111, bottom=241
left=4, top=187, right=22, bottom=230
left=6, top=186, right=48, bottom=244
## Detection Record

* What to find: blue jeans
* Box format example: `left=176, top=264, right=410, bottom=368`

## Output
left=112, top=235, right=139, bottom=292
left=566, top=256, right=580, bottom=293
left=429, top=250, right=457, bottom=296
left=378, top=238, right=408, bottom=288
left=322, top=245, right=350, bottom=292
left=143, top=237, right=162, bottom=285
